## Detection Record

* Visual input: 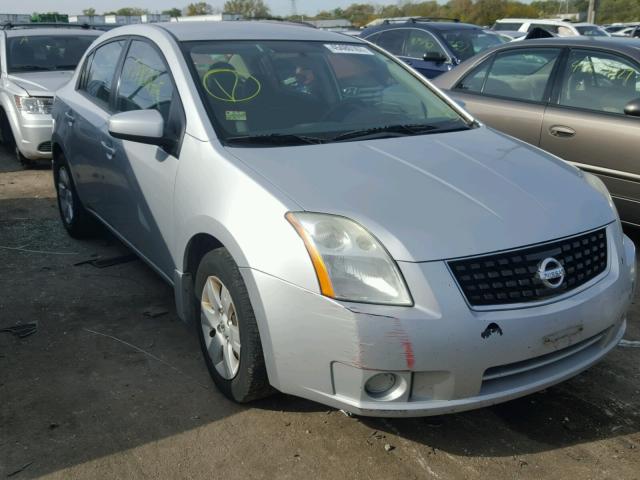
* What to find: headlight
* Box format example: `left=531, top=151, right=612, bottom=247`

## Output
left=14, top=95, right=53, bottom=115
left=286, top=212, right=412, bottom=305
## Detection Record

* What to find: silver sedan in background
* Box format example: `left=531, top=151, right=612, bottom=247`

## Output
left=51, top=22, right=634, bottom=416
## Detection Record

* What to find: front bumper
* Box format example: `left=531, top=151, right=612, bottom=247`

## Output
left=241, top=225, right=635, bottom=417
left=11, top=111, right=53, bottom=160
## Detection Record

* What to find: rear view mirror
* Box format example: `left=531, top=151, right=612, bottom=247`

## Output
left=624, top=98, right=640, bottom=117
left=108, top=109, right=164, bottom=145
left=423, top=52, right=448, bottom=63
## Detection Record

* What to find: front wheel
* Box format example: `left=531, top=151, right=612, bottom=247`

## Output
left=195, top=248, right=272, bottom=403
left=54, top=159, right=98, bottom=238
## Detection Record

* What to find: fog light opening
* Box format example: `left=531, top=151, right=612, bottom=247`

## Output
left=365, top=373, right=397, bottom=398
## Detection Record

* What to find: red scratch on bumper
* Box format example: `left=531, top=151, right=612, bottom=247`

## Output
left=401, top=339, right=415, bottom=369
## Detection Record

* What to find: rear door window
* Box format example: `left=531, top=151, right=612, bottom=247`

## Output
left=375, top=29, right=408, bottom=56
left=558, top=49, right=640, bottom=115
left=79, top=40, right=126, bottom=108
left=457, top=48, right=561, bottom=102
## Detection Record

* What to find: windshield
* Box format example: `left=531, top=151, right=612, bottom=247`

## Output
left=439, top=30, right=505, bottom=61
left=576, top=26, right=609, bottom=36
left=183, top=40, right=469, bottom=146
left=7, top=35, right=96, bottom=73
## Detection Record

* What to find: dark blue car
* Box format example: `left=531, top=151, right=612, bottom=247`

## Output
left=360, top=18, right=505, bottom=78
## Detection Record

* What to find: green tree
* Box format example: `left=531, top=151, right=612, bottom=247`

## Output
left=223, top=0, right=271, bottom=18
left=186, top=2, right=214, bottom=15
left=342, top=3, right=376, bottom=26
left=31, top=12, right=68, bottom=22
left=82, top=7, right=96, bottom=15
left=115, top=7, right=149, bottom=15
left=162, top=7, right=183, bottom=17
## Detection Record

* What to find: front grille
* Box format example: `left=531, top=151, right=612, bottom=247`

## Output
left=37, top=141, right=52, bottom=153
left=448, top=228, right=608, bottom=307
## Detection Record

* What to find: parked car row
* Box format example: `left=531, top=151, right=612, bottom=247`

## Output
left=0, top=20, right=636, bottom=418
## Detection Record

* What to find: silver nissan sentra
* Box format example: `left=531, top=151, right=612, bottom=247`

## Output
left=51, top=21, right=635, bottom=416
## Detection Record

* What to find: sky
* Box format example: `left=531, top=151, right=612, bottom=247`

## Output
left=0, top=0, right=364, bottom=17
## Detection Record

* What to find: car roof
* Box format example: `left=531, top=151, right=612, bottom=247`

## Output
left=486, top=36, right=640, bottom=56
left=361, top=21, right=484, bottom=36
left=5, top=28, right=102, bottom=38
left=153, top=21, right=364, bottom=43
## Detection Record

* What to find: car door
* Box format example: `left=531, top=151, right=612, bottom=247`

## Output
left=540, top=48, right=640, bottom=224
left=400, top=28, right=451, bottom=78
left=108, top=39, right=185, bottom=277
left=63, top=40, right=127, bottom=212
left=448, top=47, right=562, bottom=146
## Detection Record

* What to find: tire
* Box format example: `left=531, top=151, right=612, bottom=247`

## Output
left=53, top=156, right=98, bottom=238
left=195, top=248, right=272, bottom=403
left=16, top=147, right=35, bottom=169
left=0, top=110, right=34, bottom=168
left=0, top=109, right=16, bottom=149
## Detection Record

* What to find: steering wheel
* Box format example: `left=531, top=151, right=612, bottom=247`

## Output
left=321, top=98, right=369, bottom=122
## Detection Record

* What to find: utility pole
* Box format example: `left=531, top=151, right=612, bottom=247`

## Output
left=587, top=0, right=596, bottom=24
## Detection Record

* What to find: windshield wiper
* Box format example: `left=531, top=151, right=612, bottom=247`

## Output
left=225, top=133, right=326, bottom=146
left=330, top=123, right=440, bottom=142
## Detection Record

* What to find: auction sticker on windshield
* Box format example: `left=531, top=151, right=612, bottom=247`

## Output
left=324, top=44, right=373, bottom=55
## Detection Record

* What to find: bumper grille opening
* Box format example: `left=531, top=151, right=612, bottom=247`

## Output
left=37, top=141, right=52, bottom=153
left=481, top=329, right=609, bottom=394
left=448, top=228, right=608, bottom=306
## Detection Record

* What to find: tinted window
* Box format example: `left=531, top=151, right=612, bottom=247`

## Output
left=559, top=49, right=640, bottom=114
left=404, top=29, right=446, bottom=59
left=184, top=40, right=468, bottom=144
left=481, top=49, right=560, bottom=101
left=575, top=26, right=608, bottom=36
left=116, top=41, right=174, bottom=122
left=6, top=35, right=96, bottom=73
left=493, top=22, right=523, bottom=31
left=375, top=30, right=407, bottom=56
left=439, top=29, right=505, bottom=62
left=80, top=41, right=125, bottom=107
left=528, top=24, right=560, bottom=34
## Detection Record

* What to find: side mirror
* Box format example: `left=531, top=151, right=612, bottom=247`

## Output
left=423, top=52, right=448, bottom=64
left=108, top=109, right=164, bottom=145
left=624, top=98, right=640, bottom=117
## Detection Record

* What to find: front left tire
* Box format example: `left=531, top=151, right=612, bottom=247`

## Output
left=53, top=156, right=97, bottom=238
left=195, top=248, right=273, bottom=403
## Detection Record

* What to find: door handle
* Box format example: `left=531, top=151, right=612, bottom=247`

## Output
left=549, top=125, right=576, bottom=138
left=100, top=140, right=116, bottom=159
left=64, top=111, right=75, bottom=125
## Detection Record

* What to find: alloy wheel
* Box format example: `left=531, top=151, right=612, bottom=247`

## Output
left=201, top=275, right=241, bottom=379
left=57, top=167, right=74, bottom=225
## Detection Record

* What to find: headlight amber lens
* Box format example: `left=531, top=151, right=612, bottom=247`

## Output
left=287, top=212, right=412, bottom=305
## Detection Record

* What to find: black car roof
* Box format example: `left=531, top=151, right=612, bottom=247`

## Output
left=361, top=21, right=483, bottom=37
left=493, top=36, right=640, bottom=57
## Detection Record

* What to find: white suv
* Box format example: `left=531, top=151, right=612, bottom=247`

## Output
left=493, top=18, right=610, bottom=37
left=0, top=25, right=100, bottom=165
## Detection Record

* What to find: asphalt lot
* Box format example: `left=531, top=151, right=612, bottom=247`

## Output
left=1, top=146, right=639, bottom=480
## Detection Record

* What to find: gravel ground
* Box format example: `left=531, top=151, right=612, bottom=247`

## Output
left=1, top=146, right=639, bottom=479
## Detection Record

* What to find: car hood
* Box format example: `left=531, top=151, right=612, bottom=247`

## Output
left=7, top=71, right=75, bottom=96
left=226, top=127, right=615, bottom=262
